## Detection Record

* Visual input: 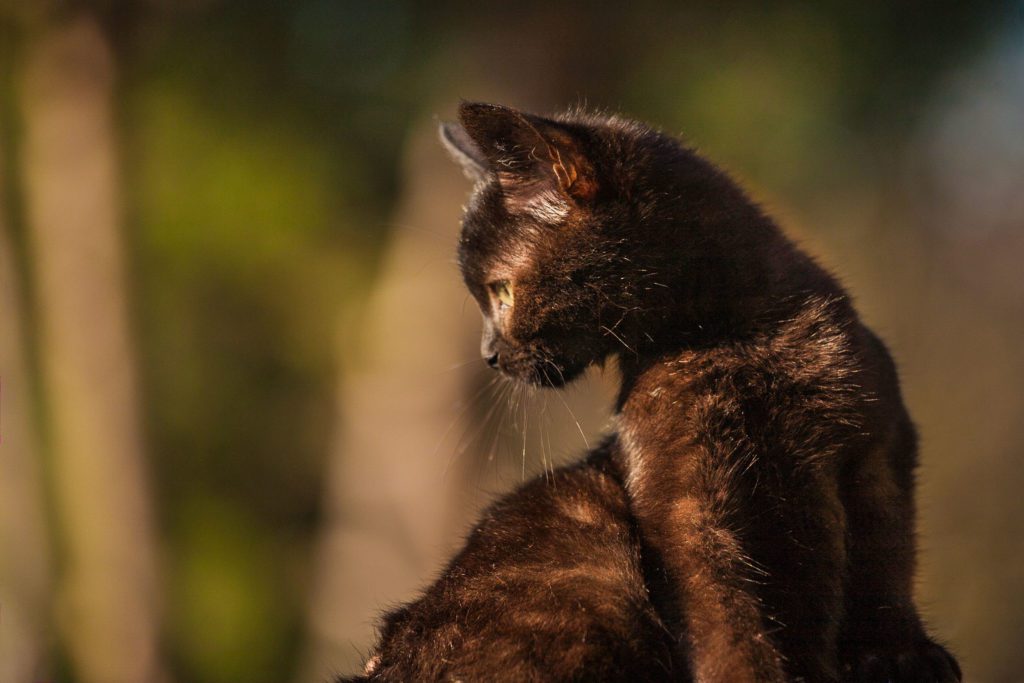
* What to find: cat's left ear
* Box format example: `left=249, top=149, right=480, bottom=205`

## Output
left=439, top=121, right=489, bottom=183
left=457, top=102, right=598, bottom=210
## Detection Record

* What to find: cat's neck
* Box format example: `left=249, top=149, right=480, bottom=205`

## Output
left=620, top=147, right=845, bottom=355
left=614, top=221, right=848, bottom=413
left=645, top=211, right=840, bottom=342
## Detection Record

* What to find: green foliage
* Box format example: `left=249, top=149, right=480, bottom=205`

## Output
left=626, top=6, right=849, bottom=192
left=135, top=86, right=334, bottom=274
left=168, top=496, right=294, bottom=683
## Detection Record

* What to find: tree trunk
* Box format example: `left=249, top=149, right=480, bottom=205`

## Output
left=0, top=114, right=53, bottom=683
left=298, top=119, right=484, bottom=680
left=18, top=13, right=163, bottom=683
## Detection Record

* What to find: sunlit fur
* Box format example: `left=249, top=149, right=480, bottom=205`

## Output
left=342, top=104, right=961, bottom=682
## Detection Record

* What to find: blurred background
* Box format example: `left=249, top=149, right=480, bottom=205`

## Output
left=1, top=1, right=1022, bottom=681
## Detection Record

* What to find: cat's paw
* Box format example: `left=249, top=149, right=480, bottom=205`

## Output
left=844, top=640, right=961, bottom=682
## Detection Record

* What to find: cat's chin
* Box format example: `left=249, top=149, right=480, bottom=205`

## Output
left=527, top=361, right=586, bottom=388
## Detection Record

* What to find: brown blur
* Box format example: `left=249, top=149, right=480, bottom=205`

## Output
left=0, top=2, right=1021, bottom=682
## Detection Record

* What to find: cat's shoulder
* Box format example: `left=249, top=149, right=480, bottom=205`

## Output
left=661, top=294, right=868, bottom=399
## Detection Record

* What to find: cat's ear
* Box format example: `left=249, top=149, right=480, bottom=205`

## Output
left=439, top=121, right=489, bottom=182
left=457, top=102, right=598, bottom=212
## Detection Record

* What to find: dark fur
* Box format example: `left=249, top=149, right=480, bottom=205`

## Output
left=341, top=104, right=961, bottom=682
left=346, top=441, right=680, bottom=682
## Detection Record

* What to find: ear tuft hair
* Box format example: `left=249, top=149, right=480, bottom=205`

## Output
left=438, top=120, right=488, bottom=182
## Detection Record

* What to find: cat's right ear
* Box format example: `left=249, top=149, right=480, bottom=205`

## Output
left=439, top=121, right=489, bottom=183
left=456, top=102, right=598, bottom=213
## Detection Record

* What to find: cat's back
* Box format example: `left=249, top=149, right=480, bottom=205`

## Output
left=349, top=440, right=680, bottom=683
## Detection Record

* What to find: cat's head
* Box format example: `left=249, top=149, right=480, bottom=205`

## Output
left=440, top=102, right=699, bottom=387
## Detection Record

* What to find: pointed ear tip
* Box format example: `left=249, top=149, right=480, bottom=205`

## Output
left=456, top=101, right=488, bottom=124
left=457, top=101, right=519, bottom=125
left=457, top=100, right=495, bottom=111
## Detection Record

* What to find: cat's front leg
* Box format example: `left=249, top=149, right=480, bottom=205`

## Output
left=626, top=478, right=789, bottom=683
left=619, top=403, right=849, bottom=683
left=646, top=501, right=787, bottom=682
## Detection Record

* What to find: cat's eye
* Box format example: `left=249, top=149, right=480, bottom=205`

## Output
left=489, top=280, right=514, bottom=310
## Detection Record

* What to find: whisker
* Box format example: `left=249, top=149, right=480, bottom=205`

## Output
left=520, top=382, right=529, bottom=480
left=542, top=394, right=557, bottom=484
left=540, top=394, right=550, bottom=483
left=476, top=378, right=512, bottom=465
left=600, top=324, right=637, bottom=356
left=440, top=357, right=487, bottom=373
left=542, top=358, right=591, bottom=451
left=434, top=373, right=499, bottom=461
left=557, top=388, right=591, bottom=450
left=440, top=374, right=505, bottom=476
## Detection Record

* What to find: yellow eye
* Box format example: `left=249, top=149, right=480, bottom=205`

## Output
left=490, top=280, right=514, bottom=310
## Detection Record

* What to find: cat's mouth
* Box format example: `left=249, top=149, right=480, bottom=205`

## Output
left=493, top=350, right=585, bottom=388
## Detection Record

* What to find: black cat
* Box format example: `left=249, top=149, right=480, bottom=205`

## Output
left=341, top=103, right=961, bottom=682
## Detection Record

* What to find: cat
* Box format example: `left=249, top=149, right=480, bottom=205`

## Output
left=340, top=103, right=962, bottom=682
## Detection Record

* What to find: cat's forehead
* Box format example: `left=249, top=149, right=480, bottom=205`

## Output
left=458, top=182, right=547, bottom=281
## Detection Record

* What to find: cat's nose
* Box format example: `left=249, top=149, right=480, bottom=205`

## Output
left=480, top=317, right=501, bottom=369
